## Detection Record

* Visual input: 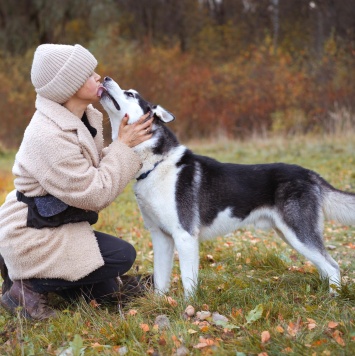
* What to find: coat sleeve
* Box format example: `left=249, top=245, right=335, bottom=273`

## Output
left=35, top=133, right=142, bottom=212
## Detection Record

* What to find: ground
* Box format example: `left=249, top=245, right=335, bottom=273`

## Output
left=0, top=134, right=354, bottom=355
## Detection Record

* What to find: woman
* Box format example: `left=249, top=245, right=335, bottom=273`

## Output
left=0, top=44, right=153, bottom=320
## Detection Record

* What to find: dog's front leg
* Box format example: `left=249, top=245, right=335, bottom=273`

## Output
left=174, top=232, right=199, bottom=298
left=151, top=227, right=175, bottom=295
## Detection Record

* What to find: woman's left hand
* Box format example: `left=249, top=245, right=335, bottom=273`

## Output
left=117, top=112, right=154, bottom=148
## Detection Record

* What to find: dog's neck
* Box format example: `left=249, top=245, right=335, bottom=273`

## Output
left=133, top=123, right=181, bottom=179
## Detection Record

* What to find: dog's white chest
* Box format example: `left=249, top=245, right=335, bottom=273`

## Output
left=134, top=165, right=180, bottom=233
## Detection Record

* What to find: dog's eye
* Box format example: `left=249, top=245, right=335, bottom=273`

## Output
left=125, top=91, right=134, bottom=98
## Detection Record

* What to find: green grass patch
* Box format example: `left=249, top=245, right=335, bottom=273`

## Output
left=0, top=135, right=354, bottom=355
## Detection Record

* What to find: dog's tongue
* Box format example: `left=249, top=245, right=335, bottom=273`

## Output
left=97, top=85, right=107, bottom=97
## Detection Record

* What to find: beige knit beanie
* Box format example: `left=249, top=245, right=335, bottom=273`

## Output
left=31, top=44, right=98, bottom=104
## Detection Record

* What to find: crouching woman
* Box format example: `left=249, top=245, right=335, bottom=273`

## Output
left=0, top=44, right=153, bottom=319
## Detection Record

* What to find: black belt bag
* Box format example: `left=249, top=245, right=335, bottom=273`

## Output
left=16, top=191, right=99, bottom=229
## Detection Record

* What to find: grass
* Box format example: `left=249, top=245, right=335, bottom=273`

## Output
left=0, top=134, right=354, bottom=355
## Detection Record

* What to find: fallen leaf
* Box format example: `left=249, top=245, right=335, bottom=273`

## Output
left=308, top=323, right=316, bottom=330
left=199, top=337, right=215, bottom=346
left=258, top=353, right=268, bottom=356
left=188, top=329, right=198, bottom=334
left=91, top=342, right=106, bottom=351
left=232, top=308, right=243, bottom=317
left=288, top=266, right=305, bottom=273
left=165, top=296, right=178, bottom=307
left=275, top=325, right=284, bottom=333
left=332, top=330, right=345, bottom=346
left=199, top=325, right=210, bottom=332
left=306, top=318, right=316, bottom=323
left=311, top=339, right=327, bottom=347
left=193, top=342, right=209, bottom=349
left=217, top=283, right=225, bottom=291
left=281, top=347, right=293, bottom=353
left=245, top=304, right=263, bottom=324
left=212, top=312, right=229, bottom=323
left=328, top=321, right=339, bottom=329
left=89, top=299, right=100, bottom=308
left=158, top=337, right=167, bottom=346
left=287, top=319, right=302, bottom=337
left=306, top=319, right=317, bottom=330
left=127, top=309, right=138, bottom=316
left=140, top=324, right=150, bottom=332
left=196, top=311, right=211, bottom=320
left=261, top=330, right=271, bottom=343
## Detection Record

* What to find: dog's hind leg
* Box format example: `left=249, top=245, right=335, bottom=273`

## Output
left=150, top=227, right=175, bottom=295
left=173, top=232, right=200, bottom=298
left=275, top=219, right=340, bottom=294
left=275, top=186, right=342, bottom=294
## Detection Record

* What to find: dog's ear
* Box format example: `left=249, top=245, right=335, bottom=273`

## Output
left=153, top=105, right=175, bottom=123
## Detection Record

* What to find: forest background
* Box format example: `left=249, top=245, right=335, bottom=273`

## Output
left=0, top=0, right=354, bottom=149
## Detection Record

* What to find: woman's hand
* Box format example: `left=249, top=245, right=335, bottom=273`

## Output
left=117, top=112, right=154, bottom=148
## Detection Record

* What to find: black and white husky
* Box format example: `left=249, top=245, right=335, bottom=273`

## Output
left=100, top=77, right=355, bottom=297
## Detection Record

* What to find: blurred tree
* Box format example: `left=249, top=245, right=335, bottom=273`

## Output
left=270, top=0, right=279, bottom=53
left=0, top=0, right=354, bottom=147
left=0, top=0, right=102, bottom=55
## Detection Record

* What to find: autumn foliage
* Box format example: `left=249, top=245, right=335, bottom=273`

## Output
left=0, top=1, right=354, bottom=148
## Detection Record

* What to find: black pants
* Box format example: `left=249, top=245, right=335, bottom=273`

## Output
left=29, top=231, right=136, bottom=302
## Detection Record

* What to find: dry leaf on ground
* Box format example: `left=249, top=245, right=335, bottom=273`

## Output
left=140, top=324, right=150, bottom=332
left=328, top=321, right=339, bottom=329
left=332, top=330, right=345, bottom=346
left=275, top=325, right=284, bottom=333
left=261, top=330, right=271, bottom=343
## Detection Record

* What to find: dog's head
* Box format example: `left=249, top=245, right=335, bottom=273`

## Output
left=99, top=77, right=175, bottom=141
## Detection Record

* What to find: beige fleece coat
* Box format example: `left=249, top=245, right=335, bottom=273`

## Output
left=0, top=95, right=141, bottom=281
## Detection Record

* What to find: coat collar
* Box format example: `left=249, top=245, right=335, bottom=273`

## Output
left=35, top=94, right=104, bottom=155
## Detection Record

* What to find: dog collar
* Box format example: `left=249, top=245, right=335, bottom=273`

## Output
left=136, top=160, right=163, bottom=181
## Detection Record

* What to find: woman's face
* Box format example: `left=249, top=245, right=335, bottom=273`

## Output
left=73, top=72, right=101, bottom=103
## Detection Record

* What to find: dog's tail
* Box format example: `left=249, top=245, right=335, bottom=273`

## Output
left=322, top=184, right=355, bottom=225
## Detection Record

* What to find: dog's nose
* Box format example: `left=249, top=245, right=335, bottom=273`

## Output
left=104, top=76, right=112, bottom=82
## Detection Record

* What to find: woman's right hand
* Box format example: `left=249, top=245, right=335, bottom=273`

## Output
left=117, top=112, right=154, bottom=148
